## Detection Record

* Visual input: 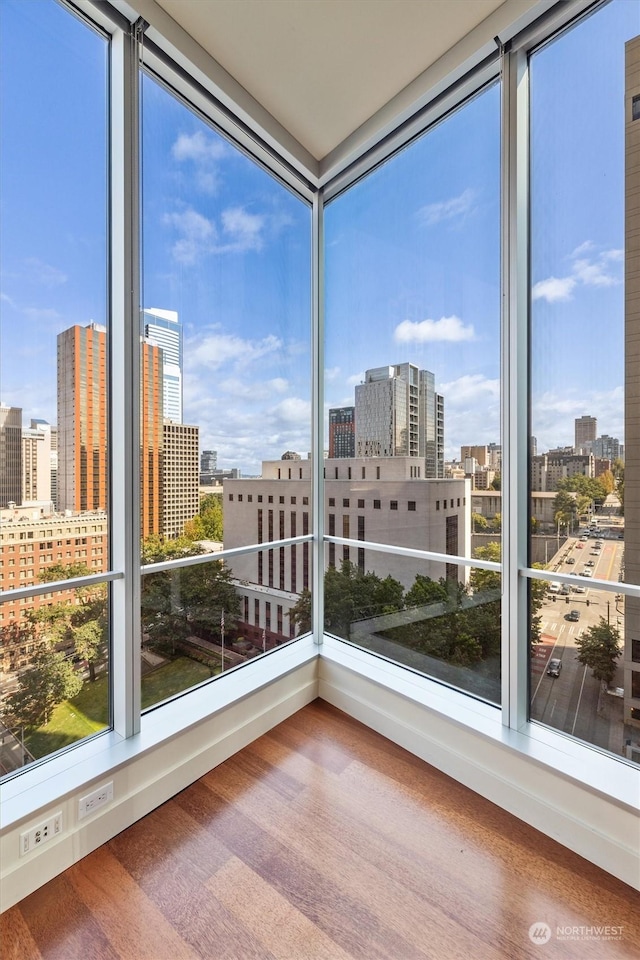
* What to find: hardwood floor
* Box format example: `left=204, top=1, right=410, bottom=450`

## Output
left=2, top=699, right=639, bottom=959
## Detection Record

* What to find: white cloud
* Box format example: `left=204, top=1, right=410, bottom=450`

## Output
left=440, top=373, right=500, bottom=405
left=325, top=367, right=341, bottom=382
left=394, top=315, right=474, bottom=343
left=346, top=372, right=365, bottom=388
left=532, top=276, right=577, bottom=302
left=163, top=208, right=217, bottom=264
left=189, top=331, right=282, bottom=370
left=437, top=374, right=500, bottom=460
left=531, top=386, right=623, bottom=452
left=220, top=207, right=265, bottom=252
left=0, top=291, right=16, bottom=307
left=418, top=188, right=475, bottom=226
left=171, top=131, right=226, bottom=194
left=533, top=244, right=622, bottom=303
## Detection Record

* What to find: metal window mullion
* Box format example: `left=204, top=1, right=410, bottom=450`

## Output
left=502, top=46, right=531, bottom=732
left=109, top=24, right=141, bottom=739
left=312, top=190, right=325, bottom=645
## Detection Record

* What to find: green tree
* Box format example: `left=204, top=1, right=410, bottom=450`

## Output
left=184, top=493, right=224, bottom=542
left=141, top=536, right=240, bottom=654
left=575, top=618, right=622, bottom=685
left=6, top=642, right=82, bottom=728
left=553, top=490, right=577, bottom=532
left=491, top=512, right=502, bottom=532
left=472, top=512, right=488, bottom=532
left=35, top=564, right=107, bottom=682
left=470, top=542, right=501, bottom=593
left=289, top=588, right=312, bottom=635
left=490, top=474, right=501, bottom=490
left=323, top=561, right=404, bottom=639
left=405, top=574, right=449, bottom=608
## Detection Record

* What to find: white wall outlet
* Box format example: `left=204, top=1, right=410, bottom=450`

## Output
left=78, top=781, right=113, bottom=820
left=20, top=811, right=63, bottom=857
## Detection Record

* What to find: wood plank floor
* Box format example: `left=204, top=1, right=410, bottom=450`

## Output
left=2, top=699, right=639, bottom=960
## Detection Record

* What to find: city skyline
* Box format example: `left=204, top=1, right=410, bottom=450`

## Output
left=1, top=1, right=636, bottom=474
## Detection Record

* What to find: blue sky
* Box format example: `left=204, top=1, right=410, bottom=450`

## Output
left=1, top=0, right=638, bottom=473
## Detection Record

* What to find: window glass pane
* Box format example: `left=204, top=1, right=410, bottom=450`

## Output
left=141, top=546, right=309, bottom=710
left=323, top=546, right=500, bottom=704
left=140, top=74, right=311, bottom=704
left=529, top=0, right=640, bottom=760
left=0, top=0, right=109, bottom=773
left=324, top=84, right=501, bottom=562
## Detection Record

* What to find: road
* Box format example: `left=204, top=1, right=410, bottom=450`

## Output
left=530, top=522, right=625, bottom=752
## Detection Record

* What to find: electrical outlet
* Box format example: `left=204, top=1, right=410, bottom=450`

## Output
left=78, top=781, right=113, bottom=820
left=20, top=812, right=63, bottom=857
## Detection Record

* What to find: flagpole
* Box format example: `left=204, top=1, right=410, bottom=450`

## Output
left=221, top=608, right=225, bottom=673
left=262, top=628, right=266, bottom=654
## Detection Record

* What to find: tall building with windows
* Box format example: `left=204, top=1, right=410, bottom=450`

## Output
left=143, top=308, right=183, bottom=423
left=592, top=434, right=623, bottom=461
left=21, top=420, right=53, bottom=504
left=354, top=363, right=444, bottom=477
left=162, top=422, right=200, bottom=539
left=0, top=404, right=22, bottom=508
left=329, top=406, right=355, bottom=458
left=574, top=414, right=597, bottom=453
left=57, top=323, right=108, bottom=513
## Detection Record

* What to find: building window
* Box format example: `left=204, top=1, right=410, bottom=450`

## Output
left=390, top=501, right=398, bottom=511
left=408, top=501, right=416, bottom=511
left=358, top=499, right=365, bottom=509
left=329, top=498, right=335, bottom=507
left=373, top=499, right=381, bottom=509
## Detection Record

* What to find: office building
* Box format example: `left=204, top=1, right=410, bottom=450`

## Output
left=162, top=421, right=200, bottom=539
left=592, top=434, right=623, bottom=461
left=328, top=406, right=355, bottom=458
left=200, top=449, right=217, bottom=485
left=21, top=420, right=54, bottom=504
left=140, top=340, right=165, bottom=539
left=530, top=452, right=594, bottom=491
left=0, top=404, right=22, bottom=508
left=143, top=308, right=183, bottom=423
left=57, top=324, right=108, bottom=513
left=574, top=414, right=597, bottom=453
left=354, top=363, right=444, bottom=477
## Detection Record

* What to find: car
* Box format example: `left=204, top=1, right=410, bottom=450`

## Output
left=582, top=569, right=593, bottom=578
left=559, top=585, right=570, bottom=595
left=579, top=535, right=588, bottom=542
left=567, top=609, right=580, bottom=622
left=547, top=658, right=562, bottom=677
left=548, top=582, right=561, bottom=594
left=573, top=585, right=587, bottom=594
left=566, top=557, right=576, bottom=564
left=586, top=560, right=595, bottom=566
left=618, top=534, right=624, bottom=540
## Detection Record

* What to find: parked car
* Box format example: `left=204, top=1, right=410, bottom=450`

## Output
left=547, top=658, right=562, bottom=677
left=573, top=585, right=587, bottom=594
left=582, top=569, right=593, bottom=578
left=586, top=560, right=595, bottom=567
left=567, top=609, right=580, bottom=622
left=566, top=557, right=576, bottom=564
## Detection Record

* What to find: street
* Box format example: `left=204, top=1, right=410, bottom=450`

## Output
left=530, top=520, right=625, bottom=754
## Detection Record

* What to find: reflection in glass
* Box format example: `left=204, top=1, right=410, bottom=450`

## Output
left=0, top=585, right=109, bottom=775
left=323, top=547, right=501, bottom=704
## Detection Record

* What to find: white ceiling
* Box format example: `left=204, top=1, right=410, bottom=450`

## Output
left=154, top=0, right=511, bottom=161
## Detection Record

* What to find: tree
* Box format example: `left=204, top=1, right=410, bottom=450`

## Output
left=141, top=536, right=240, bottom=654
left=184, top=493, right=224, bottom=542
left=405, top=574, right=448, bottom=608
left=599, top=470, right=615, bottom=496
left=323, top=561, right=404, bottom=639
left=289, top=588, right=311, bottom=635
left=490, top=474, right=501, bottom=490
left=5, top=642, right=82, bottom=729
left=470, top=542, right=501, bottom=593
left=575, top=618, right=622, bottom=685
left=491, top=512, right=501, bottom=532
left=472, top=512, right=488, bottom=532
left=0, top=619, right=38, bottom=673
left=34, top=564, right=107, bottom=682
left=553, top=490, right=577, bottom=532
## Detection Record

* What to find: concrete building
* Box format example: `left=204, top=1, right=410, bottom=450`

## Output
left=530, top=452, right=594, bottom=491
left=354, top=363, right=444, bottom=477
left=575, top=415, right=597, bottom=454
left=471, top=489, right=564, bottom=532
left=0, top=404, right=22, bottom=508
left=162, top=421, right=199, bottom=540
left=21, top=420, right=54, bottom=504
left=225, top=457, right=470, bottom=638
left=200, top=449, right=218, bottom=485
left=625, top=36, right=640, bottom=730
left=143, top=308, right=183, bottom=423
left=328, top=407, right=355, bottom=458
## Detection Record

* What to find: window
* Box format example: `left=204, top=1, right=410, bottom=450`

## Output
left=373, top=500, right=381, bottom=509
left=343, top=498, right=350, bottom=508
left=408, top=501, right=416, bottom=511
left=390, top=501, right=398, bottom=511
left=329, top=498, right=335, bottom=507
left=358, top=499, right=365, bottom=509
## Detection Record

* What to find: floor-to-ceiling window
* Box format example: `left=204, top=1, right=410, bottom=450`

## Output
left=528, top=0, right=640, bottom=764
left=0, top=0, right=110, bottom=770
left=323, top=83, right=502, bottom=704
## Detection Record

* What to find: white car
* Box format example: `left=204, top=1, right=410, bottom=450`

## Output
left=582, top=569, right=593, bottom=578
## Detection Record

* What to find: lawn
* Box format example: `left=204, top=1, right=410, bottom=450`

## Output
left=25, top=657, right=215, bottom=759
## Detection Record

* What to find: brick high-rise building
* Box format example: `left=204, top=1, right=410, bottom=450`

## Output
left=574, top=415, right=597, bottom=454
left=162, top=421, right=199, bottom=540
